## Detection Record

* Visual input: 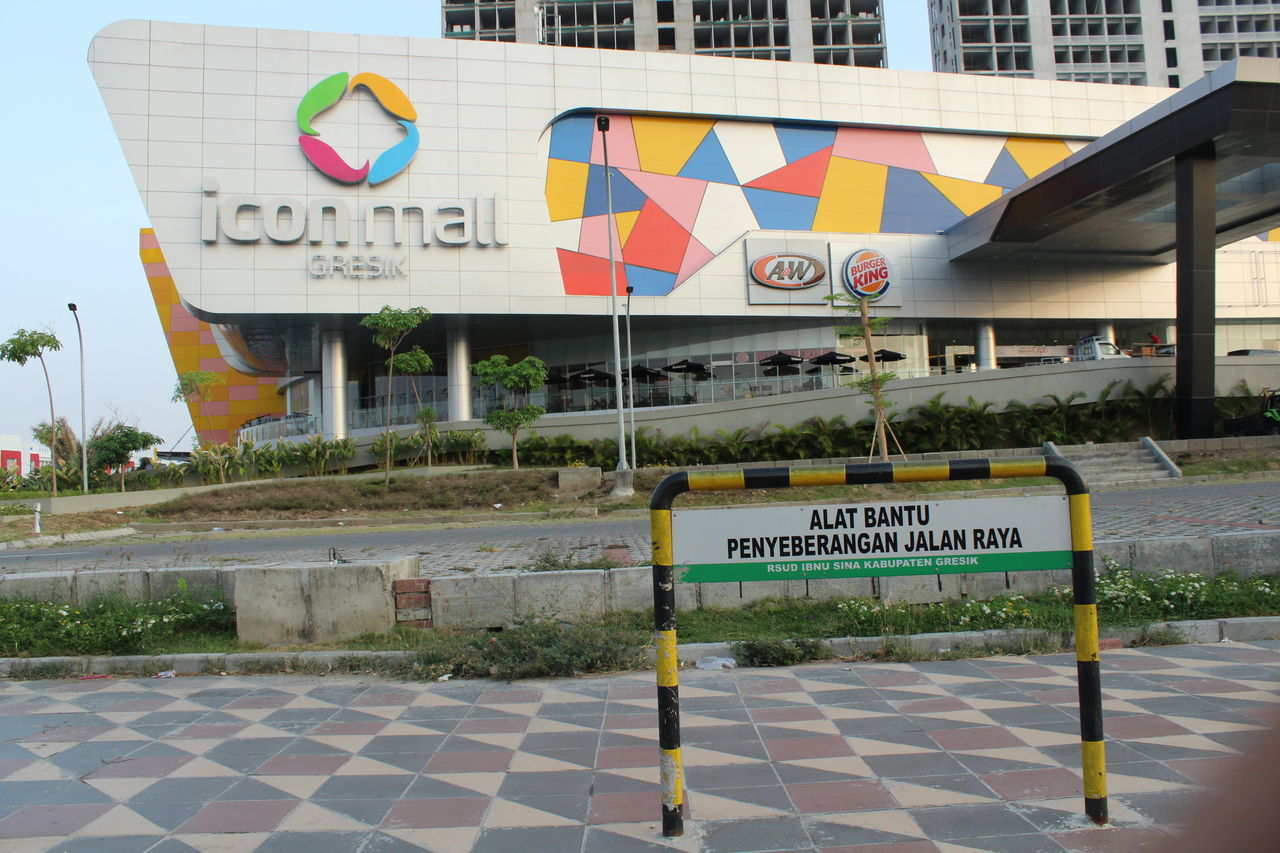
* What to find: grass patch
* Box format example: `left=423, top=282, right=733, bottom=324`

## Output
left=731, top=637, right=832, bottom=667
left=526, top=549, right=619, bottom=572
left=606, top=569, right=1280, bottom=644
left=5, top=569, right=1277, bottom=678
left=396, top=619, right=649, bottom=680
left=0, top=590, right=235, bottom=658
left=1176, top=447, right=1280, bottom=477
left=0, top=510, right=132, bottom=544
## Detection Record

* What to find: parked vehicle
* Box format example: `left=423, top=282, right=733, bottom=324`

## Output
left=1070, top=335, right=1129, bottom=361
left=1224, top=388, right=1280, bottom=436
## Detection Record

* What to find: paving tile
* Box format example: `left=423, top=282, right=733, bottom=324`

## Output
left=980, top=768, right=1083, bottom=801
left=127, top=801, right=206, bottom=832
left=817, top=842, right=939, bottom=853
left=313, top=774, right=413, bottom=801
left=589, top=790, right=658, bottom=824
left=130, top=777, right=237, bottom=804
left=254, top=830, right=372, bottom=852
left=765, top=736, right=855, bottom=761
left=787, top=779, right=898, bottom=813
left=583, top=825, right=695, bottom=852
left=424, top=749, right=513, bottom=772
left=862, top=753, right=971, bottom=779
left=178, top=799, right=298, bottom=833
left=701, top=816, right=811, bottom=852
left=474, top=825, right=586, bottom=852
left=52, top=836, right=169, bottom=852
left=686, top=762, right=781, bottom=790
left=0, top=803, right=113, bottom=838
left=909, top=803, right=1037, bottom=841
left=311, top=798, right=396, bottom=827
left=381, top=796, right=488, bottom=828
left=0, top=644, right=1272, bottom=851
left=1049, top=826, right=1174, bottom=852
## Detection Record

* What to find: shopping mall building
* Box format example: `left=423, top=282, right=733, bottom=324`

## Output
left=90, top=20, right=1280, bottom=445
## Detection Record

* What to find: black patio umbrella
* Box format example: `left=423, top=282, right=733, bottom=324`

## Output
left=662, top=359, right=707, bottom=374
left=757, top=351, right=804, bottom=367
left=570, top=367, right=615, bottom=383
left=859, top=349, right=906, bottom=363
left=808, top=351, right=858, bottom=366
left=623, top=365, right=666, bottom=382
left=544, top=373, right=569, bottom=385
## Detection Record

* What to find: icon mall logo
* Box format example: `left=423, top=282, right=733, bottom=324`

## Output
left=296, top=72, right=419, bottom=186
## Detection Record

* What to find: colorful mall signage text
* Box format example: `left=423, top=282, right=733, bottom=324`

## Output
left=199, top=180, right=507, bottom=248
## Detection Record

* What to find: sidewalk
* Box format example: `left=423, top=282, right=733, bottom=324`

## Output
left=2, top=640, right=1277, bottom=852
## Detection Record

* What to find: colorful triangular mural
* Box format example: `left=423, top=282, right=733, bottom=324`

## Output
left=545, top=114, right=1078, bottom=297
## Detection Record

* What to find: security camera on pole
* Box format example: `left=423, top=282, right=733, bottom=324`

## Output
left=599, top=115, right=634, bottom=497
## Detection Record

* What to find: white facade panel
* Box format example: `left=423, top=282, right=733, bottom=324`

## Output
left=91, top=19, right=1280, bottom=344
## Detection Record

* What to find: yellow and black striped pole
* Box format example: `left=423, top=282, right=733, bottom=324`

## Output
left=1062, top=471, right=1109, bottom=825
left=648, top=456, right=1107, bottom=835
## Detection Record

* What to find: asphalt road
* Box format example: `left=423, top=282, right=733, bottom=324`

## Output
left=2, top=478, right=1278, bottom=574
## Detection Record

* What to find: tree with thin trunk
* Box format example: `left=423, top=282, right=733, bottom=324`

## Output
left=360, top=305, right=431, bottom=483
left=171, top=370, right=223, bottom=442
left=90, top=424, right=163, bottom=492
left=827, top=293, right=903, bottom=462
left=473, top=355, right=549, bottom=470
left=1, top=329, right=63, bottom=497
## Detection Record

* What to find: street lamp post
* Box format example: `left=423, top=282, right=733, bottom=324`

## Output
left=625, top=285, right=637, bottom=467
left=67, top=303, right=88, bottom=494
left=598, top=115, right=634, bottom=495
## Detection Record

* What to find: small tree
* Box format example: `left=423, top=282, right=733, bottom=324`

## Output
left=172, top=370, right=223, bottom=440
left=90, top=425, right=163, bottom=492
left=360, top=306, right=431, bottom=483
left=1, top=329, right=63, bottom=497
left=414, top=406, right=440, bottom=467
left=473, top=355, right=549, bottom=470
left=827, top=293, right=903, bottom=462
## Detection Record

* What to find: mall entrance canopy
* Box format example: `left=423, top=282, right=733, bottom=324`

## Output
left=947, top=58, right=1280, bottom=438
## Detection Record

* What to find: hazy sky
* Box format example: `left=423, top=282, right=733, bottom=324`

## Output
left=0, top=1, right=931, bottom=451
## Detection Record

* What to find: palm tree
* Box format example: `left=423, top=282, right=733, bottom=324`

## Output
left=1, top=329, right=63, bottom=497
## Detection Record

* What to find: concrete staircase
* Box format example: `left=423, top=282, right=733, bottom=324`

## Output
left=1046, top=439, right=1181, bottom=488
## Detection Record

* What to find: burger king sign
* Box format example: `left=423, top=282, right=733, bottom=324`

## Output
left=841, top=249, right=892, bottom=301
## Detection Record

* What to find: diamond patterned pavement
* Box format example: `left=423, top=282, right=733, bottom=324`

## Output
left=0, top=641, right=1277, bottom=852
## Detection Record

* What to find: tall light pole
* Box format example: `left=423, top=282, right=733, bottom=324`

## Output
left=67, top=303, right=88, bottom=493
left=598, top=115, right=633, bottom=495
left=625, top=285, right=637, bottom=467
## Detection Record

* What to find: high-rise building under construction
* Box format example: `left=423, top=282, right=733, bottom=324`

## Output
left=442, top=0, right=887, bottom=67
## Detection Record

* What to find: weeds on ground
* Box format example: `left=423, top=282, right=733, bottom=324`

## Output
left=403, top=618, right=649, bottom=680
left=731, top=637, right=831, bottom=667
left=526, top=549, right=618, bottom=572
left=1132, top=625, right=1187, bottom=646
left=0, top=583, right=235, bottom=657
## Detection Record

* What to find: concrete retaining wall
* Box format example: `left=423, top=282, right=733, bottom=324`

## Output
left=0, top=531, right=1274, bottom=634
left=234, top=557, right=416, bottom=645
left=425, top=527, right=1280, bottom=627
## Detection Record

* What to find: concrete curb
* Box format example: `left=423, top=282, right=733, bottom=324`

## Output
left=4, top=616, right=1276, bottom=678
left=130, top=508, right=599, bottom=534
left=1, top=527, right=139, bottom=551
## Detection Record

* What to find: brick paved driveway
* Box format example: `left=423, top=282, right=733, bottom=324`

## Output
left=1, top=640, right=1277, bottom=851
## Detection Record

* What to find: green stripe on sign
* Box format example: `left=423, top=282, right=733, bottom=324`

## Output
left=676, top=550, right=1073, bottom=583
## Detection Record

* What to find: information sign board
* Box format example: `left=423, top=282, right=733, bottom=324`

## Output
left=671, top=495, right=1071, bottom=583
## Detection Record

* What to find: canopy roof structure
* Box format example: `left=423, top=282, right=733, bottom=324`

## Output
left=948, top=58, right=1280, bottom=437
left=950, top=58, right=1280, bottom=265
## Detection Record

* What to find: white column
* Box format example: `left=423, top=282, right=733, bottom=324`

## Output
left=448, top=317, right=472, bottom=422
left=975, top=321, right=997, bottom=370
left=321, top=330, right=347, bottom=440
left=1096, top=322, right=1116, bottom=343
